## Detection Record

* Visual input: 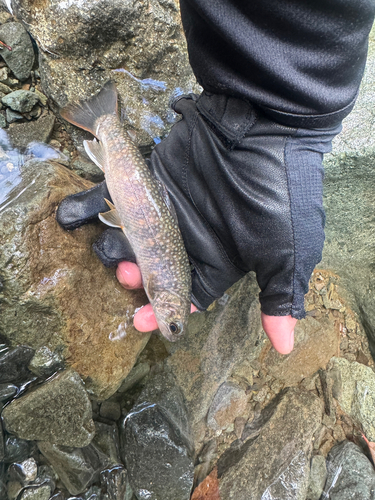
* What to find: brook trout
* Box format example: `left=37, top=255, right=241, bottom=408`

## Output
left=60, top=81, right=191, bottom=341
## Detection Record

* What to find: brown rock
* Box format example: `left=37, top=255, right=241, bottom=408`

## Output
left=264, top=315, right=339, bottom=386
left=0, top=159, right=150, bottom=399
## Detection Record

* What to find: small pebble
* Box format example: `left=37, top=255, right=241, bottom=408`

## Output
left=99, top=401, right=122, bottom=421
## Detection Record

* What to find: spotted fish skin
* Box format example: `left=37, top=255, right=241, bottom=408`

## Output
left=60, top=82, right=191, bottom=341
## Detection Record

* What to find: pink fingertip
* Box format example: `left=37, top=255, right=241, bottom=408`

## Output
left=133, top=303, right=158, bottom=332
left=116, top=261, right=143, bottom=289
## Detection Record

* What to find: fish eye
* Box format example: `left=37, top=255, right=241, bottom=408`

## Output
left=169, top=322, right=182, bottom=335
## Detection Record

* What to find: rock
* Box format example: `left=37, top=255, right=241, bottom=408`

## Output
left=306, top=455, right=327, bottom=500
left=100, top=466, right=129, bottom=500
left=321, top=27, right=375, bottom=353
left=2, top=90, right=40, bottom=113
left=92, top=422, right=121, bottom=465
left=0, top=159, right=150, bottom=399
left=69, top=155, right=104, bottom=183
left=12, top=0, right=199, bottom=149
left=0, top=113, right=6, bottom=128
left=0, top=420, right=4, bottom=463
left=121, top=371, right=195, bottom=500
left=117, top=362, right=151, bottom=394
left=28, top=346, right=64, bottom=377
left=7, top=481, right=23, bottom=500
left=0, top=346, right=34, bottom=383
left=166, top=274, right=264, bottom=445
left=328, top=357, right=375, bottom=441
left=99, top=401, right=121, bottom=421
left=38, top=441, right=110, bottom=496
left=2, top=369, right=95, bottom=447
left=6, top=108, right=23, bottom=123
left=34, top=465, right=56, bottom=493
left=7, top=112, right=55, bottom=149
left=19, top=485, right=53, bottom=500
left=206, top=382, right=249, bottom=432
left=8, top=457, right=38, bottom=484
left=264, top=315, right=339, bottom=386
left=0, top=22, right=35, bottom=81
left=322, top=441, right=375, bottom=499
left=3, top=436, right=35, bottom=464
left=217, top=387, right=323, bottom=500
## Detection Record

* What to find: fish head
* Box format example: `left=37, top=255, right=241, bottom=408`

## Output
left=152, top=290, right=191, bottom=342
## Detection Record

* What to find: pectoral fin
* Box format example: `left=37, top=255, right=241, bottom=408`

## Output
left=99, top=201, right=123, bottom=229
left=83, top=139, right=106, bottom=171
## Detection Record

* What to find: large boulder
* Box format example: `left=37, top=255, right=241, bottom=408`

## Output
left=10, top=0, right=199, bottom=148
left=0, top=158, right=150, bottom=399
left=322, top=27, right=375, bottom=354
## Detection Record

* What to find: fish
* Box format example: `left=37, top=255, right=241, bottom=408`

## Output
left=60, top=81, right=191, bottom=341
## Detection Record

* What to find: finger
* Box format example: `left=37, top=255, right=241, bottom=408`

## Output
left=116, top=261, right=143, bottom=289
left=134, top=303, right=198, bottom=333
left=261, top=312, right=297, bottom=355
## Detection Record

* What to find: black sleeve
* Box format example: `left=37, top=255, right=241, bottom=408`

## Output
left=180, top=0, right=375, bottom=127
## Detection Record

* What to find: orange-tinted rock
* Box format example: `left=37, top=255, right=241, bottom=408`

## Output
left=191, top=468, right=221, bottom=500
left=0, top=159, right=150, bottom=399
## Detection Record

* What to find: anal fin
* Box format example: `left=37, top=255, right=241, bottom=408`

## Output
left=83, top=139, right=106, bottom=171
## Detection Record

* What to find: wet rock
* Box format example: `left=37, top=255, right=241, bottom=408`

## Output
left=12, top=0, right=199, bottom=148
left=69, top=155, right=104, bottom=183
left=19, top=485, right=52, bottom=500
left=0, top=159, right=150, bottom=399
left=2, top=90, right=40, bottom=113
left=99, top=401, right=121, bottom=422
left=0, top=383, right=18, bottom=401
left=100, top=466, right=129, bottom=500
left=8, top=481, right=23, bottom=500
left=0, top=346, right=34, bottom=383
left=322, top=440, right=375, bottom=499
left=93, top=422, right=120, bottom=465
left=8, top=458, right=38, bottom=484
left=0, top=22, right=35, bottom=81
left=7, top=112, right=55, bottom=149
left=34, top=465, right=56, bottom=493
left=166, top=274, right=264, bottom=444
left=206, top=382, right=249, bottom=432
left=0, top=420, right=4, bottom=462
left=321, top=28, right=375, bottom=354
left=6, top=108, right=23, bottom=123
left=2, top=369, right=95, bottom=447
left=0, top=113, right=6, bottom=128
left=306, top=454, right=327, bottom=500
left=328, top=357, right=375, bottom=441
left=38, top=441, right=111, bottom=496
left=264, top=315, right=339, bottom=386
left=117, top=362, right=150, bottom=394
left=3, top=436, right=34, bottom=464
left=217, top=387, right=323, bottom=500
left=121, top=371, right=195, bottom=500
left=28, top=346, right=64, bottom=378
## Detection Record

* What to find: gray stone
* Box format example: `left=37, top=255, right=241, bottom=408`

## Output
left=19, top=485, right=51, bottom=500
left=2, top=90, right=40, bottom=113
left=0, top=382, right=18, bottom=401
left=0, top=346, right=34, bottom=383
left=117, top=362, right=151, bottom=394
left=328, top=357, right=375, bottom=441
left=8, top=458, right=38, bottom=484
left=306, top=455, right=327, bottom=500
left=99, top=401, right=121, bottom=421
left=6, top=108, right=23, bottom=123
left=38, top=442, right=111, bottom=496
left=0, top=113, right=6, bottom=128
left=206, top=382, right=249, bottom=431
left=218, top=387, right=323, bottom=500
left=7, top=112, right=55, bottom=149
left=0, top=22, right=35, bottom=81
left=69, top=154, right=104, bottom=183
left=166, top=273, right=264, bottom=445
left=121, top=371, right=194, bottom=500
left=321, top=27, right=375, bottom=353
left=28, top=346, right=64, bottom=378
left=3, top=436, right=34, bottom=464
left=0, top=419, right=4, bottom=463
left=12, top=0, right=199, bottom=149
left=34, top=465, right=56, bottom=493
left=92, top=422, right=120, bottom=465
left=2, top=369, right=95, bottom=447
left=100, top=466, right=129, bottom=500
left=322, top=441, right=375, bottom=499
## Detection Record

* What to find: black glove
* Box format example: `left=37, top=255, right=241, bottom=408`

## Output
left=57, top=92, right=341, bottom=318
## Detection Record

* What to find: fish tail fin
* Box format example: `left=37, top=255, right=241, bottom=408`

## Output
left=60, top=80, right=118, bottom=137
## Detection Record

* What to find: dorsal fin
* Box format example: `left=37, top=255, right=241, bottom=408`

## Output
left=60, top=81, right=118, bottom=138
